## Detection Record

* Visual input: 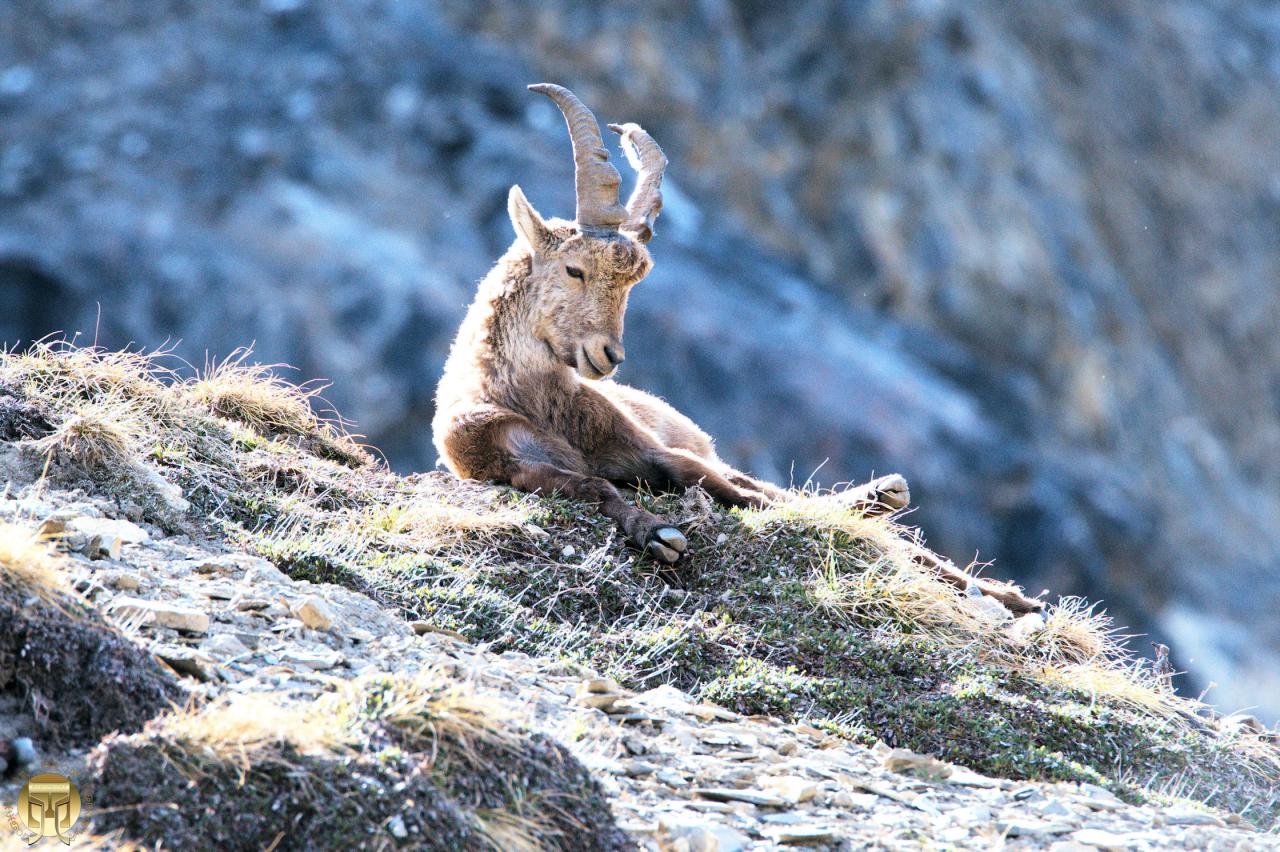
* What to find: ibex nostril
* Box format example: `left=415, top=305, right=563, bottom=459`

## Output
left=604, top=344, right=624, bottom=367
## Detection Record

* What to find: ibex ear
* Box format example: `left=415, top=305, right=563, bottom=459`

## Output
left=508, top=185, right=552, bottom=254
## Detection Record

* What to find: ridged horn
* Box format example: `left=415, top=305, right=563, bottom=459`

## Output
left=528, top=83, right=627, bottom=228
left=607, top=122, right=668, bottom=243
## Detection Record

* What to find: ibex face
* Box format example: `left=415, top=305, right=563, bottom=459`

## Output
left=508, top=188, right=652, bottom=380
left=507, top=84, right=668, bottom=380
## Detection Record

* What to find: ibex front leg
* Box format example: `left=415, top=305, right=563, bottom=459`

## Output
left=442, top=411, right=689, bottom=563
left=511, top=461, right=688, bottom=562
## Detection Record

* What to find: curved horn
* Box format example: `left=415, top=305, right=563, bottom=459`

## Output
left=607, top=122, right=667, bottom=243
left=528, top=83, right=627, bottom=228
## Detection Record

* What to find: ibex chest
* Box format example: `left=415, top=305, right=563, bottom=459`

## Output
left=499, top=379, right=615, bottom=455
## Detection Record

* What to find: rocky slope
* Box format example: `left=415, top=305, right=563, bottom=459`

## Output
left=2, top=0, right=1279, bottom=720
left=0, top=347, right=1276, bottom=849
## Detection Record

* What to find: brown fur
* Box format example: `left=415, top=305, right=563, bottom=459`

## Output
left=431, top=92, right=1042, bottom=612
left=432, top=188, right=904, bottom=566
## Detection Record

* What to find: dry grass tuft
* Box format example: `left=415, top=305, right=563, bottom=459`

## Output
left=182, top=349, right=329, bottom=438
left=179, top=349, right=370, bottom=467
left=368, top=495, right=532, bottom=553
left=1036, top=660, right=1180, bottom=719
left=738, top=492, right=1196, bottom=719
left=152, top=692, right=354, bottom=774
left=30, top=394, right=144, bottom=471
left=150, top=672, right=514, bottom=779
left=746, top=494, right=988, bottom=637
left=0, top=521, right=67, bottom=598
left=355, top=671, right=517, bottom=758
left=1038, top=596, right=1118, bottom=665
left=472, top=807, right=551, bottom=852
left=1, top=341, right=176, bottom=417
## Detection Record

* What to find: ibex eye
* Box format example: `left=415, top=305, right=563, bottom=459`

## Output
left=566, top=266, right=585, bottom=280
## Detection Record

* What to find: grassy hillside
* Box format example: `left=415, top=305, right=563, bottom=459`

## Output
left=2, top=343, right=1277, bottom=832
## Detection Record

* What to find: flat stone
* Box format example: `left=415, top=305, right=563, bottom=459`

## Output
left=244, top=559, right=289, bottom=584
left=761, top=813, right=807, bottom=825
left=291, top=595, right=335, bottom=631
left=101, top=570, right=141, bottom=591
left=192, top=556, right=243, bottom=575
left=82, top=533, right=123, bottom=561
left=656, top=816, right=749, bottom=852
left=881, top=746, right=953, bottom=780
left=575, top=691, right=624, bottom=711
left=581, top=677, right=622, bottom=694
left=281, top=647, right=343, bottom=670
left=199, top=582, right=237, bottom=600
left=409, top=621, right=467, bottom=641
left=36, top=517, right=67, bottom=538
left=109, top=596, right=210, bottom=634
left=614, top=711, right=665, bottom=725
left=70, top=517, right=149, bottom=544
left=655, top=769, right=689, bottom=788
left=999, top=819, right=1074, bottom=837
left=947, top=766, right=999, bottom=787
left=766, top=826, right=840, bottom=845
left=1163, top=809, right=1224, bottom=827
left=154, top=645, right=216, bottom=681
left=690, top=702, right=739, bottom=722
left=1036, top=800, right=1075, bottom=818
left=1077, top=784, right=1125, bottom=811
left=1070, top=828, right=1140, bottom=850
left=201, top=633, right=251, bottom=659
left=343, top=626, right=377, bottom=643
left=760, top=775, right=818, bottom=803
left=693, top=788, right=789, bottom=808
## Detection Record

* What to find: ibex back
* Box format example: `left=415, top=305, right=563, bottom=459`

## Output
left=432, top=83, right=910, bottom=564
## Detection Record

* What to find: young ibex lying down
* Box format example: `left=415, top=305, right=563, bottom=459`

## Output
left=434, top=84, right=1041, bottom=613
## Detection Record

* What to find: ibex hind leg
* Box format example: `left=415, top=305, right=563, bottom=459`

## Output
left=833, top=473, right=911, bottom=516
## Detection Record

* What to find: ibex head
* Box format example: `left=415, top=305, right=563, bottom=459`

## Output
left=509, top=84, right=667, bottom=381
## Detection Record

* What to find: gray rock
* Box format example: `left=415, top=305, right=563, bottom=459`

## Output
left=765, top=825, right=840, bottom=845
left=693, top=788, right=789, bottom=808
left=1070, top=828, right=1142, bottom=850
left=290, top=595, right=335, bottom=631
left=656, top=816, right=750, bottom=852
left=109, top=596, right=210, bottom=634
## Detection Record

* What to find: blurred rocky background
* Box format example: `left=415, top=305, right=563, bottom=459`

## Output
left=2, top=0, right=1278, bottom=720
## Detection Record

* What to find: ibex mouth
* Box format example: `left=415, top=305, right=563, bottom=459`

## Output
left=577, top=345, right=613, bottom=380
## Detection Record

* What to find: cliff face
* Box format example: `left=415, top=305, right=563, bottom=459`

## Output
left=2, top=0, right=1278, bottom=718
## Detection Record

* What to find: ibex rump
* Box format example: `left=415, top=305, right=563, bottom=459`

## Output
left=433, top=84, right=1040, bottom=614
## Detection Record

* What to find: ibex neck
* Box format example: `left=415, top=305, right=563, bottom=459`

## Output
left=460, top=250, right=576, bottom=408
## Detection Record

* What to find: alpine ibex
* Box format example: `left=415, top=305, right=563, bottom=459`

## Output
left=432, top=84, right=1040, bottom=613
left=432, top=81, right=908, bottom=558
